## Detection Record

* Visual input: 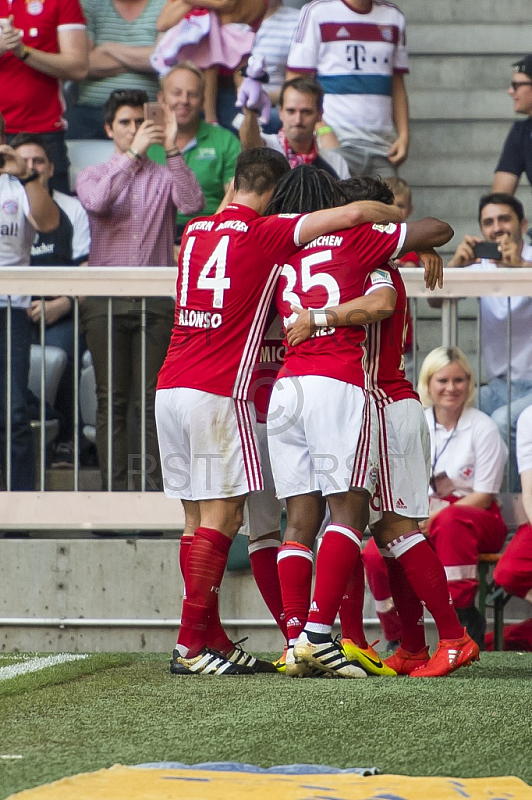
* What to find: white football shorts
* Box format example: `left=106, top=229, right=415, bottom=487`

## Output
left=267, top=375, right=379, bottom=499
left=369, top=398, right=431, bottom=525
left=155, top=387, right=262, bottom=501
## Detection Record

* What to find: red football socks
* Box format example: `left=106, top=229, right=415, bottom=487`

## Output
left=306, top=525, right=362, bottom=634
left=249, top=538, right=288, bottom=641
left=277, top=541, right=314, bottom=645
left=177, top=527, right=232, bottom=657
left=385, top=554, right=426, bottom=653
left=387, top=532, right=463, bottom=644
left=339, top=555, right=368, bottom=648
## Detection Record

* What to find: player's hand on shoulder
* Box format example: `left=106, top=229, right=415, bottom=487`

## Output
left=286, top=305, right=316, bottom=347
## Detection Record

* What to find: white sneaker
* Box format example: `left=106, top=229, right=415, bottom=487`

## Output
left=285, top=646, right=314, bottom=678
left=293, top=633, right=367, bottom=678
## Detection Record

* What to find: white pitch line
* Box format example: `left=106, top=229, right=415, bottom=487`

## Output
left=0, top=755, right=23, bottom=760
left=0, top=653, right=89, bottom=682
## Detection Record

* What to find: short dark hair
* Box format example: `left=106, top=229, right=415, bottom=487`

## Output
left=266, top=164, right=344, bottom=215
left=336, top=176, right=394, bottom=206
left=103, top=89, right=149, bottom=126
left=478, top=193, right=524, bottom=223
left=234, top=147, right=290, bottom=195
left=10, top=132, right=54, bottom=163
left=279, top=77, right=324, bottom=115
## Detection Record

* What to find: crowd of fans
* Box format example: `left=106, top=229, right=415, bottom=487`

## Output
left=1, top=0, right=531, bottom=652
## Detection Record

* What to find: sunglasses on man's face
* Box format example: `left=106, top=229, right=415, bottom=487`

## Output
left=510, top=81, right=532, bottom=91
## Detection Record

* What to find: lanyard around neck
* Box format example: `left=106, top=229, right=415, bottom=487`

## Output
left=431, top=407, right=460, bottom=477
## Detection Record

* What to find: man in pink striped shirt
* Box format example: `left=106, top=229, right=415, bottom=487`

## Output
left=76, top=88, right=203, bottom=496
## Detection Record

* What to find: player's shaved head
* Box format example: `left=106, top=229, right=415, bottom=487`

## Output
left=265, top=164, right=343, bottom=215
left=336, top=176, right=394, bottom=206
left=234, top=147, right=290, bottom=195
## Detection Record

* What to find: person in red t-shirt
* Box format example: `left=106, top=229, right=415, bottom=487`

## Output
left=288, top=176, right=478, bottom=679
left=0, top=0, right=88, bottom=193
left=157, top=147, right=403, bottom=676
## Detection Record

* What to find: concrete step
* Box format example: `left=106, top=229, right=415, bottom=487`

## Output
left=408, top=24, right=532, bottom=55
left=407, top=55, right=517, bottom=91
left=409, top=89, right=514, bottom=120
left=402, top=156, right=501, bottom=187
left=408, top=120, right=514, bottom=156
left=400, top=0, right=532, bottom=23
left=406, top=187, right=531, bottom=218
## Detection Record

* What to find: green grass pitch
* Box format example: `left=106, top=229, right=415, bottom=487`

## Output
left=0, top=651, right=531, bottom=798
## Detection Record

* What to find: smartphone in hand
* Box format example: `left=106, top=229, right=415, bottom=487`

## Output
left=473, top=241, right=502, bottom=261
left=143, top=102, right=165, bottom=127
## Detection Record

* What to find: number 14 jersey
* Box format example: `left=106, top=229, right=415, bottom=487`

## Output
left=157, top=204, right=306, bottom=399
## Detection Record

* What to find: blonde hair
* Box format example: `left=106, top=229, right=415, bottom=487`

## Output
left=160, top=60, right=206, bottom=97
left=417, top=346, right=476, bottom=408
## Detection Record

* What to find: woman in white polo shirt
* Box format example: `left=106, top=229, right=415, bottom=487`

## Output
left=417, top=346, right=508, bottom=646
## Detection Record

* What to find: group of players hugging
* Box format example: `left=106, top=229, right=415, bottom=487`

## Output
left=154, top=147, right=479, bottom=679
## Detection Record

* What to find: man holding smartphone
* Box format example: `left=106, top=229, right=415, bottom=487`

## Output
left=445, top=192, right=532, bottom=491
left=76, top=88, right=203, bottom=501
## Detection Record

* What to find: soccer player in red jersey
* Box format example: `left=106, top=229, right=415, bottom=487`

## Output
left=288, top=176, right=479, bottom=678
left=155, top=148, right=403, bottom=675
left=266, top=167, right=453, bottom=677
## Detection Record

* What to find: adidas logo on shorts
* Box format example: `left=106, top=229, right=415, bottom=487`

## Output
left=395, top=498, right=407, bottom=510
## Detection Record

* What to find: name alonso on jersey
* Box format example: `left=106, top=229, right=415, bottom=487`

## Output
left=178, top=308, right=223, bottom=329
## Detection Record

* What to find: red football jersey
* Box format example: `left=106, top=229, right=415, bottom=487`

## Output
left=363, top=265, right=419, bottom=405
left=275, top=222, right=406, bottom=386
left=157, top=204, right=305, bottom=398
left=0, top=0, right=86, bottom=133
left=251, top=315, right=285, bottom=423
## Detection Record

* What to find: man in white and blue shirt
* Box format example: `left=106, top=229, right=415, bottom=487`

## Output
left=287, top=0, right=409, bottom=178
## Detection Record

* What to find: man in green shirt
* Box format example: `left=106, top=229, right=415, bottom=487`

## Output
left=149, top=61, right=241, bottom=241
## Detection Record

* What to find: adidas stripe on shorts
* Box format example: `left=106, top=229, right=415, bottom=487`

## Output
left=369, top=398, right=430, bottom=525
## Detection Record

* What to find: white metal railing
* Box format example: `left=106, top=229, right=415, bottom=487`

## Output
left=1, top=266, right=531, bottom=530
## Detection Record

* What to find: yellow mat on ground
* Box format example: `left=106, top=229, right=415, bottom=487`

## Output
left=8, top=766, right=532, bottom=799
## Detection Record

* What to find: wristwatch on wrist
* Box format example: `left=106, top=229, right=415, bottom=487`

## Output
left=127, top=147, right=141, bottom=161
left=18, top=169, right=40, bottom=186
left=19, top=46, right=31, bottom=61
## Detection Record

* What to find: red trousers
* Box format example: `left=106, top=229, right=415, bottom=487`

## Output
left=493, top=523, right=532, bottom=599
left=429, top=502, right=507, bottom=608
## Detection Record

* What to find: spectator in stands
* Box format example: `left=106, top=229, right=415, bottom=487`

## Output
left=0, top=2, right=88, bottom=194
left=239, top=77, right=349, bottom=179
left=149, top=61, right=240, bottom=242
left=286, top=0, right=409, bottom=178
left=12, top=134, right=90, bottom=469
left=249, top=0, right=300, bottom=134
left=65, top=0, right=166, bottom=140
left=485, top=404, right=532, bottom=651
left=493, top=56, right=532, bottom=196
left=417, top=347, right=508, bottom=647
left=152, top=0, right=265, bottom=128
left=362, top=347, right=509, bottom=650
left=446, top=193, right=532, bottom=491
left=0, top=113, right=60, bottom=491
left=76, top=89, right=203, bottom=493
